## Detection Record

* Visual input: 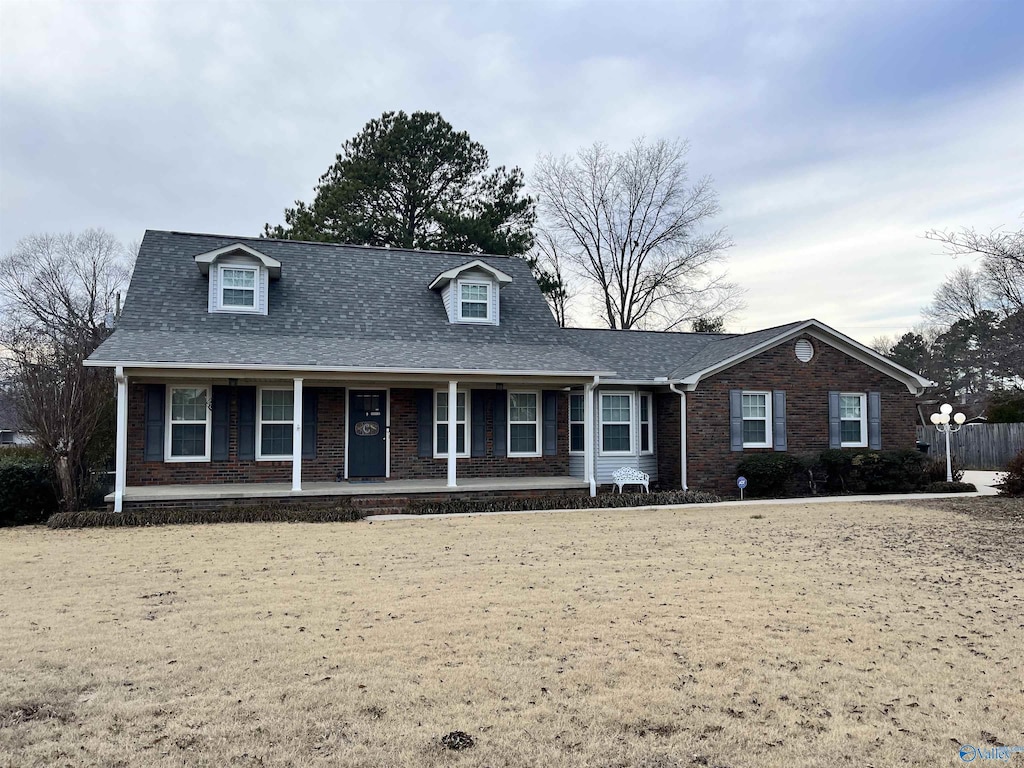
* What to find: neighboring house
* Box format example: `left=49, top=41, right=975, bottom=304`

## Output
left=85, top=231, right=933, bottom=512
left=0, top=391, right=33, bottom=447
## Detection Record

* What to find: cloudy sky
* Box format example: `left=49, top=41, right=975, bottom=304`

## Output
left=1, top=0, right=1022, bottom=342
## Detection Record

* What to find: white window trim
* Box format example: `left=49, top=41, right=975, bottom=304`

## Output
left=256, top=386, right=295, bottom=461
left=456, top=279, right=492, bottom=324
left=599, top=391, right=635, bottom=456
left=639, top=392, right=654, bottom=455
left=568, top=393, right=585, bottom=454
left=165, top=384, right=212, bottom=462
left=216, top=263, right=261, bottom=313
left=741, top=391, right=773, bottom=449
left=434, top=389, right=470, bottom=458
left=840, top=392, right=869, bottom=448
left=507, top=390, right=541, bottom=457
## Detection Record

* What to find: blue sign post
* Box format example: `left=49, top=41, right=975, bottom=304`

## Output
left=737, top=475, right=747, bottom=500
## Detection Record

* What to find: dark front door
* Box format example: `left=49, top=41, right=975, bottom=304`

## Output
left=349, top=390, right=387, bottom=478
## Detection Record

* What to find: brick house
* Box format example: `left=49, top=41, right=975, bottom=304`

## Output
left=86, top=231, right=932, bottom=511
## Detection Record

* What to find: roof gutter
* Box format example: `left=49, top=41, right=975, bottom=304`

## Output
left=82, top=359, right=617, bottom=379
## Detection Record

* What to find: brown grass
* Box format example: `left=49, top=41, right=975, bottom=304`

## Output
left=2, top=499, right=1022, bottom=767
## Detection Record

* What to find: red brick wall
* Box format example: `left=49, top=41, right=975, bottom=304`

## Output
left=655, top=392, right=681, bottom=489
left=389, top=388, right=569, bottom=479
left=127, top=385, right=346, bottom=486
left=684, top=334, right=919, bottom=496
left=126, top=384, right=568, bottom=486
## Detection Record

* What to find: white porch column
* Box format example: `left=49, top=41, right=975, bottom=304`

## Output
left=113, top=366, right=128, bottom=513
left=669, top=383, right=688, bottom=490
left=292, top=378, right=303, bottom=492
left=584, top=379, right=596, bottom=496
left=446, top=379, right=458, bottom=488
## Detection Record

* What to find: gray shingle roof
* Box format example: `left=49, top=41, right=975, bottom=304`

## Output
left=89, top=231, right=611, bottom=375
left=561, top=328, right=730, bottom=381
left=89, top=231, right=820, bottom=383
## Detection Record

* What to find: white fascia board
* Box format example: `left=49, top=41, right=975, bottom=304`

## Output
left=83, top=358, right=617, bottom=379
left=678, top=319, right=934, bottom=395
left=195, top=244, right=282, bottom=278
left=428, top=259, right=514, bottom=290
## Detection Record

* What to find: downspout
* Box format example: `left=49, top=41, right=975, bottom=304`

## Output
left=668, top=382, right=687, bottom=490
left=585, top=375, right=599, bottom=496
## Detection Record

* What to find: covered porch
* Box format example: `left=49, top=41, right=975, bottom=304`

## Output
left=109, top=475, right=589, bottom=504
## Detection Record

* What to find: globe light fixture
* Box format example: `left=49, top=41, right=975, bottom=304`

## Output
left=930, top=403, right=966, bottom=483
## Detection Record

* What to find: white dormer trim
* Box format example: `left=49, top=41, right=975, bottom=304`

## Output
left=195, top=243, right=281, bottom=279
left=428, top=259, right=512, bottom=290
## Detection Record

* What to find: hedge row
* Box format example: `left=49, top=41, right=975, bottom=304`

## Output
left=48, top=503, right=360, bottom=528
left=736, top=448, right=970, bottom=498
left=403, top=489, right=721, bottom=516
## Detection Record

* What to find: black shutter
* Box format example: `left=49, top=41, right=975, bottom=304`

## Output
left=542, top=390, right=558, bottom=456
left=143, top=384, right=165, bottom=461
left=237, top=386, right=257, bottom=460
left=211, top=386, right=230, bottom=461
left=729, top=389, right=743, bottom=452
left=828, top=391, right=841, bottom=449
left=302, top=389, right=318, bottom=459
left=471, top=390, right=486, bottom=457
left=417, top=389, right=433, bottom=458
left=772, top=390, right=787, bottom=452
left=868, top=391, right=882, bottom=450
left=493, top=390, right=507, bottom=457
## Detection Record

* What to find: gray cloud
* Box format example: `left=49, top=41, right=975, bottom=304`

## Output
left=2, top=0, right=1021, bottom=342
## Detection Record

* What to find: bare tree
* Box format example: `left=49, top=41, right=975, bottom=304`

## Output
left=922, top=265, right=992, bottom=326
left=0, top=230, right=134, bottom=512
left=925, top=218, right=1024, bottom=314
left=534, top=138, right=742, bottom=330
left=530, top=229, right=576, bottom=327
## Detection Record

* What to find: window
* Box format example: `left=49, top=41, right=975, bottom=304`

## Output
left=508, top=391, right=540, bottom=456
left=569, top=394, right=585, bottom=453
left=219, top=265, right=258, bottom=310
left=600, top=393, right=632, bottom=454
left=167, top=386, right=210, bottom=461
left=741, top=392, right=772, bottom=448
left=258, top=388, right=294, bottom=459
left=435, top=390, right=468, bottom=457
left=639, top=393, right=653, bottom=454
left=840, top=393, right=867, bottom=447
left=458, top=281, right=490, bottom=322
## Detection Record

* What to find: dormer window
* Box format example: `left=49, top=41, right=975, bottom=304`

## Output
left=220, top=266, right=258, bottom=310
left=429, top=259, right=513, bottom=327
left=194, top=243, right=281, bottom=316
left=458, top=281, right=491, bottom=322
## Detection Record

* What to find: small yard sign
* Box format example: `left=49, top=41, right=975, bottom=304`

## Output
left=737, top=475, right=747, bottom=500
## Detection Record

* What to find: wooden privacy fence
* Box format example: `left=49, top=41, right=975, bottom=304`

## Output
left=916, top=423, right=1024, bottom=470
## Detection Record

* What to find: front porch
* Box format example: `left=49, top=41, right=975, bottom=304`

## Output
left=109, top=475, right=589, bottom=505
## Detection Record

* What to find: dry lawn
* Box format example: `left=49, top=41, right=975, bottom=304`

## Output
left=2, top=499, right=1022, bottom=767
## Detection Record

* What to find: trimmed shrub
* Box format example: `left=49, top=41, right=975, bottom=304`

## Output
left=403, top=489, right=720, bottom=516
left=47, top=502, right=360, bottom=528
left=922, top=481, right=977, bottom=493
left=735, top=453, right=802, bottom=498
left=0, top=450, right=58, bottom=527
left=1001, top=450, right=1024, bottom=497
left=818, top=448, right=935, bottom=494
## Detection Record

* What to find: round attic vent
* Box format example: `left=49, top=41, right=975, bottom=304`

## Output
left=795, top=339, right=814, bottom=362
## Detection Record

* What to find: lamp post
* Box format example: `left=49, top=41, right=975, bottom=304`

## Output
left=929, top=403, right=966, bottom=482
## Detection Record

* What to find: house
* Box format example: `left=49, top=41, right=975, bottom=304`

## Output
left=0, top=390, right=33, bottom=447
left=85, top=231, right=933, bottom=512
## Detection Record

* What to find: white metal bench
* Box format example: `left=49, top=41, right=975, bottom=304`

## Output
left=612, top=467, right=650, bottom=494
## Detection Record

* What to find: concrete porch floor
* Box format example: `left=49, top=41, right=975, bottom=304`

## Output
left=109, top=475, right=589, bottom=503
